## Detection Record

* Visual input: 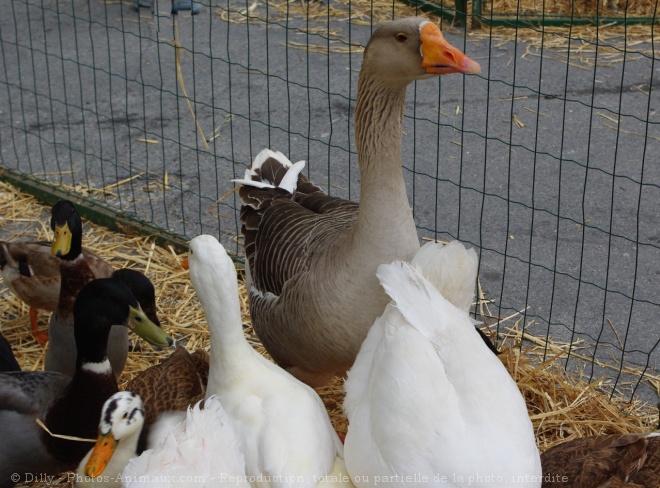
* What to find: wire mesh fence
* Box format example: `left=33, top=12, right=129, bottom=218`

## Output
left=0, top=0, right=658, bottom=401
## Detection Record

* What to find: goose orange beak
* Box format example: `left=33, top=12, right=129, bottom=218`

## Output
left=181, top=257, right=189, bottom=270
left=420, top=23, right=481, bottom=75
left=84, top=431, right=118, bottom=478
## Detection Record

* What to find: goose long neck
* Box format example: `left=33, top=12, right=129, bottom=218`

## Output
left=355, top=75, right=407, bottom=185
left=349, top=72, right=419, bottom=256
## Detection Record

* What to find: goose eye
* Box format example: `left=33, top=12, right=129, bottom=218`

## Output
left=395, top=33, right=408, bottom=43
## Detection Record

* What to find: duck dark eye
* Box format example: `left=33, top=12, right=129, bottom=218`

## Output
left=395, top=33, right=407, bottom=43
left=122, top=412, right=128, bottom=419
left=134, top=315, right=142, bottom=322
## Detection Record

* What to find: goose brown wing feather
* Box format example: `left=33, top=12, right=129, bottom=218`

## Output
left=243, top=195, right=358, bottom=298
left=239, top=153, right=359, bottom=298
left=189, top=348, right=210, bottom=388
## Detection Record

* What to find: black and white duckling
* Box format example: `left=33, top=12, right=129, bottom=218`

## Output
left=45, top=200, right=162, bottom=378
left=76, top=391, right=145, bottom=487
left=0, top=239, right=112, bottom=345
left=76, top=391, right=189, bottom=487
left=0, top=277, right=172, bottom=488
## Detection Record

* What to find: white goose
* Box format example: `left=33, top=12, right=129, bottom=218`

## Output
left=187, top=234, right=352, bottom=488
left=235, top=17, right=481, bottom=387
left=343, top=241, right=542, bottom=488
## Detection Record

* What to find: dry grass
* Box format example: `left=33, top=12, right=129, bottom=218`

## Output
left=0, top=180, right=656, bottom=487
left=215, top=0, right=657, bottom=63
left=479, top=0, right=659, bottom=17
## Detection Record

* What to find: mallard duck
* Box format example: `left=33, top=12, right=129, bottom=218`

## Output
left=123, top=396, right=250, bottom=488
left=44, top=200, right=162, bottom=378
left=343, top=241, right=542, bottom=487
left=126, top=343, right=209, bottom=426
left=76, top=391, right=145, bottom=487
left=0, top=331, right=20, bottom=372
left=0, top=240, right=112, bottom=345
left=187, top=234, right=352, bottom=487
left=0, top=277, right=172, bottom=487
left=540, top=432, right=660, bottom=487
left=234, top=17, right=481, bottom=387
left=110, top=268, right=162, bottom=334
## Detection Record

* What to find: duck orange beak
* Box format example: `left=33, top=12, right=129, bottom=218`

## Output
left=84, top=431, right=118, bottom=478
left=181, top=256, right=189, bottom=270
left=420, top=23, right=481, bottom=75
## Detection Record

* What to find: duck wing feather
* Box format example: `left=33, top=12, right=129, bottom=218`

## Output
left=541, top=432, right=660, bottom=487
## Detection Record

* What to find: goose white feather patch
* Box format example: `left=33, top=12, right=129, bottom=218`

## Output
left=277, top=160, right=306, bottom=194
left=253, top=148, right=294, bottom=170
left=232, top=178, right=276, bottom=190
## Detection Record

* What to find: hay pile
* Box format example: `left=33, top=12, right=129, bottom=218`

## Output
left=216, top=0, right=657, bottom=64
left=0, top=180, right=656, bottom=487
